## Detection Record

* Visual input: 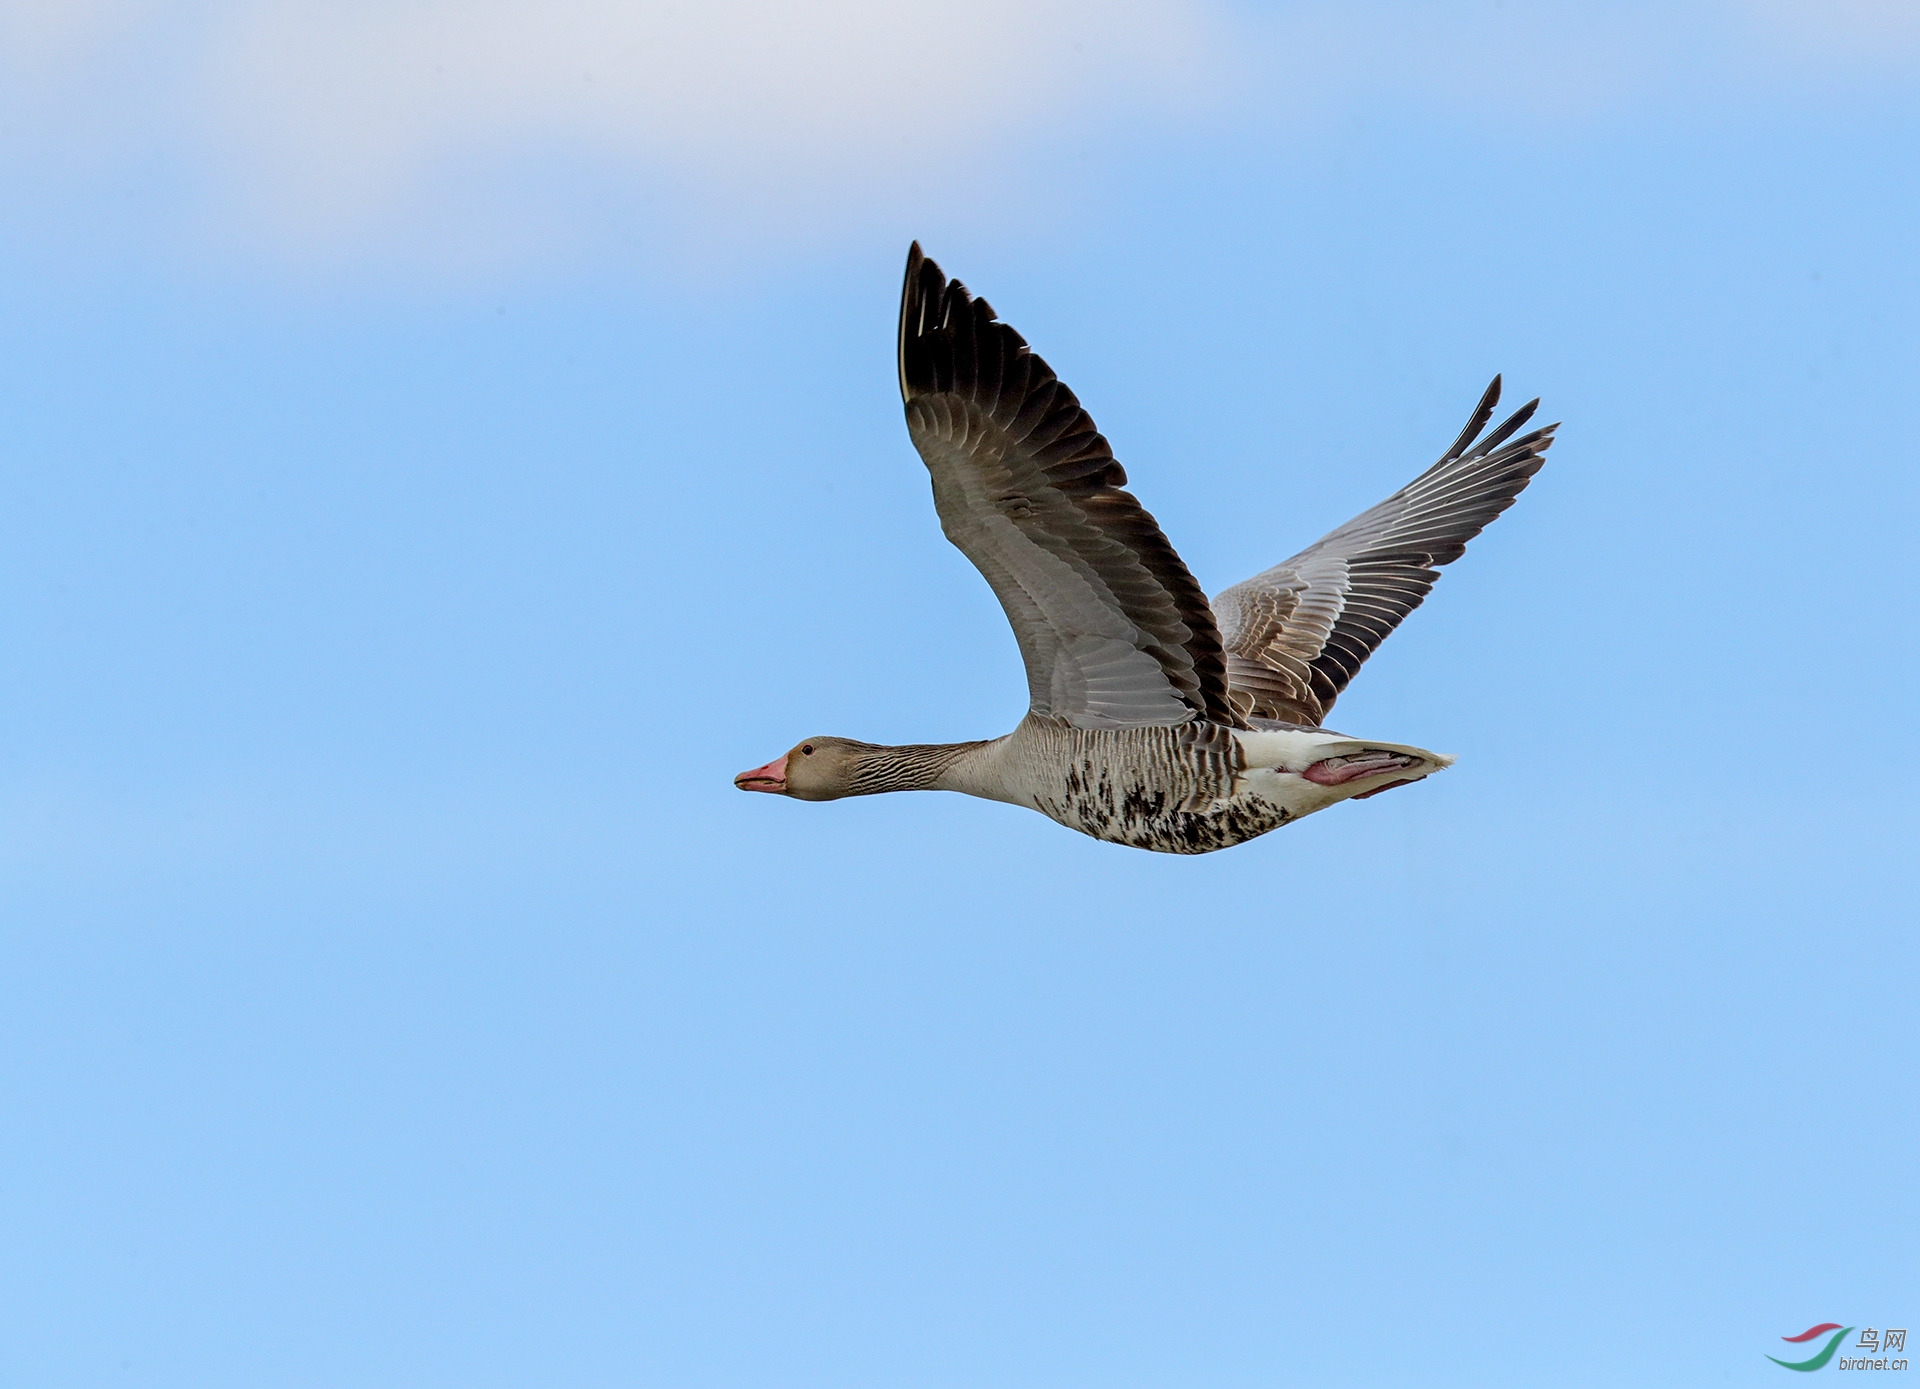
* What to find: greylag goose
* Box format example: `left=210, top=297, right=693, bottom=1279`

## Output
left=735, top=245, right=1556, bottom=854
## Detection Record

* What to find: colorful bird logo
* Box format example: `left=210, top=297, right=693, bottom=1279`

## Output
left=1768, top=1324, right=1854, bottom=1372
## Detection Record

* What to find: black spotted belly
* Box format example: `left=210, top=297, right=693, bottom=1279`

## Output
left=1039, top=764, right=1293, bottom=855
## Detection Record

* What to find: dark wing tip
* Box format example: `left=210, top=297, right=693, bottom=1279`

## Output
left=1474, top=396, right=1540, bottom=457
left=900, top=243, right=987, bottom=406
left=1437, top=375, right=1502, bottom=465
left=895, top=250, right=1029, bottom=434
left=900, top=242, right=939, bottom=402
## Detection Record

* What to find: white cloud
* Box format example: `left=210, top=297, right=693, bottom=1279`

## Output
left=1, top=0, right=1915, bottom=276
left=193, top=0, right=1225, bottom=259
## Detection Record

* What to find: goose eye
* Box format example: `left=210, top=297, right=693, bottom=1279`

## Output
left=801, top=744, right=815, bottom=756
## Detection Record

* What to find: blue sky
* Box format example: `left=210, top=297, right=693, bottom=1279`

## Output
left=1, top=3, right=1916, bottom=1384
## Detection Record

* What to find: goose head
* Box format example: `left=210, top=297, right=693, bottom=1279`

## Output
left=734, top=737, right=870, bottom=801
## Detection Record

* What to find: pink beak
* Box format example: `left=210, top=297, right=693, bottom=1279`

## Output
left=733, top=753, right=789, bottom=794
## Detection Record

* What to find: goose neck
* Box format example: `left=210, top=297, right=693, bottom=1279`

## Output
left=851, top=740, right=990, bottom=796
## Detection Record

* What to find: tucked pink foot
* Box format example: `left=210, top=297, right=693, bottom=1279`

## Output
left=1301, top=751, right=1421, bottom=787
left=1351, top=776, right=1422, bottom=800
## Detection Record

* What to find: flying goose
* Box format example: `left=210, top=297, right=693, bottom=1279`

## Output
left=735, top=245, right=1555, bottom=854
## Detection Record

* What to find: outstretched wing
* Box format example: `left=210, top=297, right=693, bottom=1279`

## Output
left=1213, top=377, right=1556, bottom=726
left=899, top=244, right=1238, bottom=730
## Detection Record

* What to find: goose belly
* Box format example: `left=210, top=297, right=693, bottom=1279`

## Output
left=1038, top=787, right=1299, bottom=854
left=1006, top=724, right=1293, bottom=855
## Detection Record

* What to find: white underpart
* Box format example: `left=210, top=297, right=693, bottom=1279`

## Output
left=1226, top=727, right=1454, bottom=817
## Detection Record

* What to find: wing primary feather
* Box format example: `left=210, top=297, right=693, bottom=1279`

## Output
left=1437, top=375, right=1502, bottom=465
left=1472, top=398, right=1541, bottom=458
